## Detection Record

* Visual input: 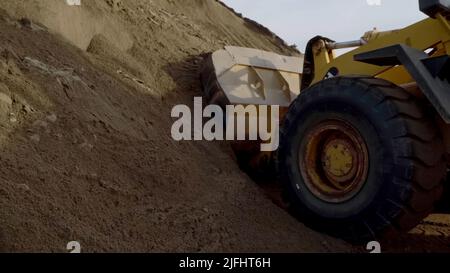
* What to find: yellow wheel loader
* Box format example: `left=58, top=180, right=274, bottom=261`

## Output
left=201, top=0, right=450, bottom=243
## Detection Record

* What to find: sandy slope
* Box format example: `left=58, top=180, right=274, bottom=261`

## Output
left=0, top=0, right=351, bottom=252
left=2, top=0, right=447, bottom=254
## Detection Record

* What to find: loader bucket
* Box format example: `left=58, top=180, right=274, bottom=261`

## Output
left=201, top=46, right=304, bottom=108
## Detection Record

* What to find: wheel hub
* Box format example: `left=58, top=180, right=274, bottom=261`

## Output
left=322, top=139, right=357, bottom=187
left=300, top=120, right=369, bottom=203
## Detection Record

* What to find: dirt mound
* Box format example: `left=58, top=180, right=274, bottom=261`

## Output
left=0, top=0, right=350, bottom=252
left=2, top=0, right=132, bottom=51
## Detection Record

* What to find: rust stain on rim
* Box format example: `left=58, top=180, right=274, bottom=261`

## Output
left=299, top=119, right=369, bottom=203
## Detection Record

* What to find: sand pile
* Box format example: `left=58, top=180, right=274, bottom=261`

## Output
left=0, top=0, right=449, bottom=253
left=0, top=0, right=351, bottom=253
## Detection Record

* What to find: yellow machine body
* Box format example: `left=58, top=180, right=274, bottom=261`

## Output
left=307, top=14, right=450, bottom=160
left=201, top=1, right=450, bottom=242
left=311, top=14, right=450, bottom=87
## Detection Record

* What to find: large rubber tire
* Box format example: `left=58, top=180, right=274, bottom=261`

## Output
left=278, top=76, right=447, bottom=243
left=436, top=173, right=450, bottom=212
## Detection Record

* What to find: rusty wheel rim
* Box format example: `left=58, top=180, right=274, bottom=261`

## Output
left=299, top=119, right=369, bottom=203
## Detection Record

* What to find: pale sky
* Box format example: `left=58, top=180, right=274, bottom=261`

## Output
left=221, top=0, right=427, bottom=50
